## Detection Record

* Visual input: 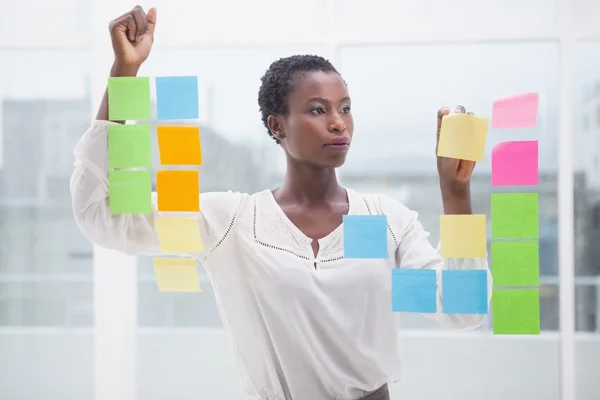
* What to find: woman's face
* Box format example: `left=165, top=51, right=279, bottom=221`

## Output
left=269, top=70, right=354, bottom=168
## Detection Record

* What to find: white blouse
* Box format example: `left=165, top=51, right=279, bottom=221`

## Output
left=70, top=120, right=492, bottom=400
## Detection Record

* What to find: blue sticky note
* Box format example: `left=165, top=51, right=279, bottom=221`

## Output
left=442, top=270, right=488, bottom=314
left=392, top=269, right=437, bottom=313
left=343, top=215, right=387, bottom=258
left=155, top=76, right=199, bottom=120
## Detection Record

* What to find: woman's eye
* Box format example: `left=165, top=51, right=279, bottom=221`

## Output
left=342, top=106, right=351, bottom=113
left=311, top=107, right=325, bottom=115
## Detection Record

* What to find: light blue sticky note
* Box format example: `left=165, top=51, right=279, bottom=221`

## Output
left=343, top=215, right=388, bottom=259
left=155, top=76, right=199, bottom=120
left=392, top=269, right=437, bottom=313
left=442, top=270, right=488, bottom=314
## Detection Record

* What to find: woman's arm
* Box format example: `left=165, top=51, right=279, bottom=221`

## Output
left=70, top=121, right=246, bottom=256
left=70, top=6, right=246, bottom=256
left=95, top=62, right=141, bottom=122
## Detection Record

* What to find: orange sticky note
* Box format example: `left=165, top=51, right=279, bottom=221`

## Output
left=157, top=125, right=202, bottom=165
left=156, top=170, right=200, bottom=211
left=153, top=257, right=201, bottom=292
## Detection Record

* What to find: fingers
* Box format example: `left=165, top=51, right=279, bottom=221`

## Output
left=108, top=5, right=151, bottom=42
left=454, top=105, right=475, bottom=115
left=130, top=6, right=147, bottom=42
left=436, top=105, right=474, bottom=155
left=456, top=160, right=476, bottom=181
left=436, top=107, right=450, bottom=155
left=147, top=7, right=157, bottom=36
left=109, top=14, right=136, bottom=42
left=437, top=107, right=450, bottom=134
left=125, top=16, right=136, bottom=42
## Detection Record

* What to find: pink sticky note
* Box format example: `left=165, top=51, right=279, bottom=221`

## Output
left=492, top=140, right=538, bottom=186
left=491, top=92, right=539, bottom=129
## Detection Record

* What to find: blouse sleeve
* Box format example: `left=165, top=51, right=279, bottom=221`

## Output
left=380, top=195, right=492, bottom=330
left=69, top=120, right=248, bottom=256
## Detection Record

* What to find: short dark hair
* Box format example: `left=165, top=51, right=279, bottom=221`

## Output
left=257, top=54, right=340, bottom=144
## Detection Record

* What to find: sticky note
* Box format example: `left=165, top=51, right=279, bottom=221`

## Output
left=107, top=124, right=152, bottom=168
left=440, top=214, right=487, bottom=258
left=392, top=269, right=437, bottom=313
left=155, top=217, right=204, bottom=253
left=491, top=92, right=539, bottom=129
left=108, top=170, right=152, bottom=214
left=491, top=241, right=540, bottom=287
left=343, top=215, right=387, bottom=258
left=441, top=270, right=488, bottom=314
left=153, top=257, right=201, bottom=292
left=156, top=170, right=200, bottom=212
left=437, top=113, right=489, bottom=162
left=492, top=289, right=540, bottom=334
left=156, top=76, right=199, bottom=120
left=157, top=126, right=202, bottom=165
left=107, top=77, right=151, bottom=121
left=491, top=193, right=539, bottom=239
left=492, top=141, right=538, bottom=186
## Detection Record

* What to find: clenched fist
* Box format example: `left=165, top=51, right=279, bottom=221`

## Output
left=109, top=5, right=157, bottom=69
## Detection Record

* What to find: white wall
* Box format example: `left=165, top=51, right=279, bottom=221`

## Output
left=1, top=330, right=600, bottom=400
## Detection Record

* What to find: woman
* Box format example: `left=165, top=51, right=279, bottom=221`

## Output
left=70, top=6, right=491, bottom=400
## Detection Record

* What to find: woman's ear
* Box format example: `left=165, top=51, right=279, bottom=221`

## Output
left=267, top=115, right=285, bottom=141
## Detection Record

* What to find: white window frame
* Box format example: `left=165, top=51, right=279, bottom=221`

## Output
left=90, top=1, right=138, bottom=399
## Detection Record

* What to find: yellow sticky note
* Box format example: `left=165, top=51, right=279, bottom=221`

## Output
left=440, top=214, right=487, bottom=258
left=155, top=217, right=204, bottom=253
left=437, top=114, right=488, bottom=162
left=153, top=257, right=201, bottom=292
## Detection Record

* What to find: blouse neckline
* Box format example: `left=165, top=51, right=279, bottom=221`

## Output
left=263, top=187, right=358, bottom=245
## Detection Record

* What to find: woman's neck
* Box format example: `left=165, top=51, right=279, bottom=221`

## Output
left=275, top=163, right=345, bottom=206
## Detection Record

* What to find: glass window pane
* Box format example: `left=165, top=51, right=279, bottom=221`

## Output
left=337, top=42, right=559, bottom=394
left=573, top=39, right=600, bottom=400
left=0, top=50, right=93, bottom=327
left=0, top=49, right=93, bottom=400
left=137, top=45, right=326, bottom=327
left=339, top=42, right=559, bottom=331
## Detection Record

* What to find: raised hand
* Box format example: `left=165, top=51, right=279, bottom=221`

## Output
left=109, top=5, right=157, bottom=70
left=435, top=105, right=477, bottom=189
left=435, top=105, right=476, bottom=214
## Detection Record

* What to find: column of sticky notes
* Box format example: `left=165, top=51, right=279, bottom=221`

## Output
left=490, top=93, right=541, bottom=334
left=107, top=77, right=153, bottom=215
left=390, top=113, right=490, bottom=314
left=107, top=76, right=203, bottom=293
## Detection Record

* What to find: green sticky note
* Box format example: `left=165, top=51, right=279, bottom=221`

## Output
left=491, top=241, right=540, bottom=286
left=108, top=170, right=152, bottom=214
left=108, top=124, right=152, bottom=168
left=491, top=193, right=538, bottom=239
left=492, top=289, right=540, bottom=335
left=107, top=77, right=151, bottom=121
